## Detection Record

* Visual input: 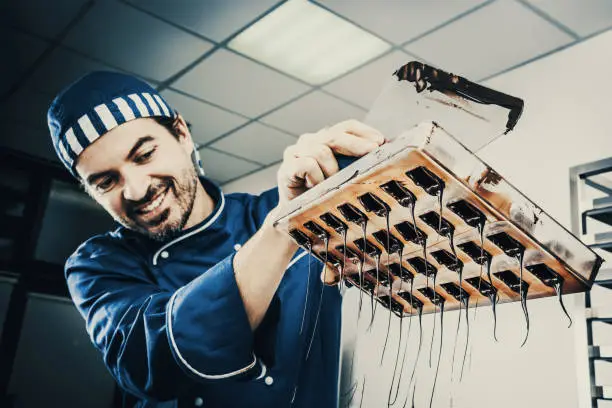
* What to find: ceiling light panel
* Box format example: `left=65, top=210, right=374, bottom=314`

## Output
left=228, top=0, right=391, bottom=84
left=124, top=0, right=279, bottom=42
left=317, top=0, right=487, bottom=44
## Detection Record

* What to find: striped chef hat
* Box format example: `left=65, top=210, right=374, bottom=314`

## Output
left=47, top=71, right=204, bottom=178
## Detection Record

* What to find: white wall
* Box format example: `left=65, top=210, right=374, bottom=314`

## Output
left=224, top=163, right=280, bottom=195
left=224, top=29, right=612, bottom=408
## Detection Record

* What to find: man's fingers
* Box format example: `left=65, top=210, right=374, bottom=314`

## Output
left=324, top=133, right=380, bottom=157
left=330, top=119, right=385, bottom=145
left=278, top=120, right=385, bottom=202
left=300, top=120, right=385, bottom=157
left=292, top=144, right=339, bottom=178
left=281, top=156, right=325, bottom=189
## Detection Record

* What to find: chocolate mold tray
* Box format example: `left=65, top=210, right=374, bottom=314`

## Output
left=274, top=122, right=603, bottom=316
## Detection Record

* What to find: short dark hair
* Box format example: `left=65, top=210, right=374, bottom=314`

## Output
left=153, top=115, right=181, bottom=138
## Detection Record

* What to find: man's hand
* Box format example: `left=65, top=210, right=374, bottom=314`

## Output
left=277, top=119, right=385, bottom=203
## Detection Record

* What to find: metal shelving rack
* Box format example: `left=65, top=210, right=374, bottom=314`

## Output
left=570, top=157, right=612, bottom=408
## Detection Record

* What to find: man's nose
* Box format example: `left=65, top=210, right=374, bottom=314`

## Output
left=122, top=172, right=150, bottom=202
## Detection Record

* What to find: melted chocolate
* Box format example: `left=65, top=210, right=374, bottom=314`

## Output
left=429, top=302, right=444, bottom=408
left=299, top=247, right=312, bottom=335
left=406, top=166, right=445, bottom=197
left=394, top=221, right=427, bottom=245
left=466, top=276, right=499, bottom=341
left=487, top=231, right=525, bottom=259
left=447, top=200, right=486, bottom=228
left=303, top=220, right=330, bottom=240
left=441, top=282, right=469, bottom=303
left=353, top=238, right=382, bottom=258
left=319, top=212, right=348, bottom=233
left=495, top=270, right=530, bottom=345
left=377, top=295, right=405, bottom=317
left=394, top=61, right=524, bottom=133
left=335, top=245, right=360, bottom=261
left=494, top=270, right=528, bottom=294
left=338, top=202, right=368, bottom=225
left=526, top=263, right=572, bottom=327
left=372, top=229, right=404, bottom=254
left=388, top=262, right=413, bottom=283
left=366, top=267, right=390, bottom=286
left=357, top=192, right=391, bottom=217
left=380, top=180, right=416, bottom=207
left=431, top=249, right=463, bottom=270
left=466, top=276, right=496, bottom=297
left=315, top=251, right=341, bottom=268
left=407, top=257, right=437, bottom=277
left=398, top=290, right=424, bottom=310
left=420, top=211, right=455, bottom=237
left=289, top=229, right=311, bottom=249
left=457, top=241, right=491, bottom=265
left=358, top=275, right=376, bottom=295
left=418, top=287, right=445, bottom=305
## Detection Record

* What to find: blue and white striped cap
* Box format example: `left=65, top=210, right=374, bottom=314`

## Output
left=48, top=71, right=181, bottom=177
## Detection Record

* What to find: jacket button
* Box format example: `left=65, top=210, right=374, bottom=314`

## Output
left=233, top=243, right=242, bottom=251
left=264, top=376, right=274, bottom=386
left=194, top=397, right=203, bottom=406
left=160, top=251, right=169, bottom=259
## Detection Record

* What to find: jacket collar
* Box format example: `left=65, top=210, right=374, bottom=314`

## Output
left=149, top=177, right=225, bottom=265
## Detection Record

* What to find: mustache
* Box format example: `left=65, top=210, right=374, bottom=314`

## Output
left=124, top=179, right=172, bottom=213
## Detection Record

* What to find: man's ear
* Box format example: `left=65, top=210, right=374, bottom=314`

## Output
left=173, top=113, right=194, bottom=153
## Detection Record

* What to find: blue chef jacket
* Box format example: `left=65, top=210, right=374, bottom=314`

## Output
left=65, top=177, right=343, bottom=407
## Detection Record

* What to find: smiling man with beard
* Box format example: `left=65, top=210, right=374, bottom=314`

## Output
left=47, top=71, right=384, bottom=408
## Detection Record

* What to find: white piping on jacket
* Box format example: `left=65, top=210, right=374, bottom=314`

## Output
left=164, top=249, right=308, bottom=380
left=255, top=359, right=267, bottom=380
left=152, top=193, right=226, bottom=265
left=167, top=287, right=257, bottom=379
left=287, top=250, right=308, bottom=269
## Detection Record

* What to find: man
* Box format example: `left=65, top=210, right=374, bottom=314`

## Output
left=47, top=71, right=384, bottom=407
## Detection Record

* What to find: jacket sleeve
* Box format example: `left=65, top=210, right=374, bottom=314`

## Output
left=65, top=235, right=262, bottom=401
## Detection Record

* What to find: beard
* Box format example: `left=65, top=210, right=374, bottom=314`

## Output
left=116, top=166, right=198, bottom=242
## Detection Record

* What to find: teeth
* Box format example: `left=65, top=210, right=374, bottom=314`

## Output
left=141, top=190, right=165, bottom=213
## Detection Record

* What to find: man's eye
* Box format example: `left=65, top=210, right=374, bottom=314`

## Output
left=135, top=148, right=155, bottom=163
left=96, top=177, right=115, bottom=192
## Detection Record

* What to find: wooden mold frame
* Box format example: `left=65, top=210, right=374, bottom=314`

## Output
left=273, top=122, right=603, bottom=316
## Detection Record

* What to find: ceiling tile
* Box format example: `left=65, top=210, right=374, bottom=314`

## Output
left=124, top=0, right=279, bottom=42
left=260, top=91, right=366, bottom=135
left=198, top=148, right=260, bottom=183
left=161, top=89, right=248, bottom=145
left=210, top=122, right=296, bottom=165
left=228, top=0, right=392, bottom=85
left=525, top=0, right=612, bottom=37
left=324, top=50, right=415, bottom=109
left=25, top=46, right=116, bottom=97
left=404, top=1, right=574, bottom=80
left=62, top=1, right=214, bottom=81
left=315, top=0, right=487, bottom=44
left=1, top=0, right=88, bottom=40
left=0, top=28, right=49, bottom=96
left=173, top=49, right=310, bottom=117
